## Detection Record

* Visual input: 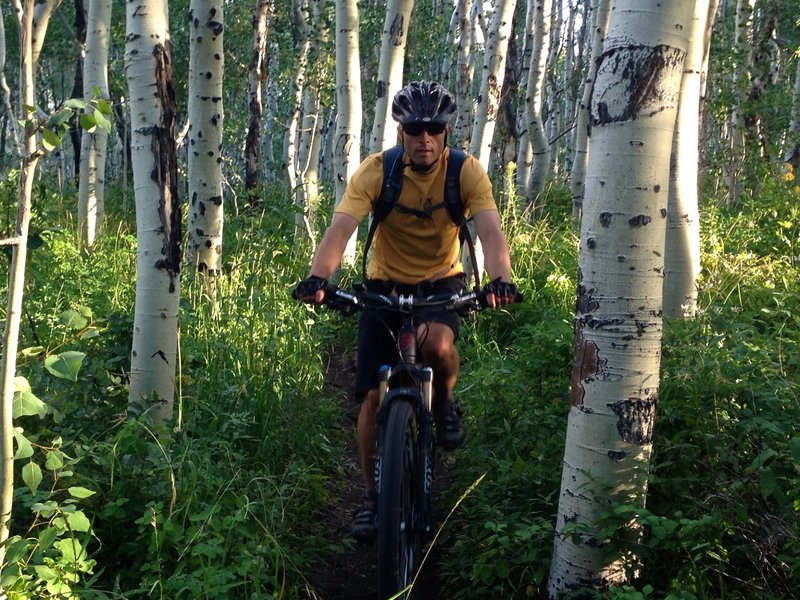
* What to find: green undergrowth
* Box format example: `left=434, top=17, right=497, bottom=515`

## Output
left=1, top=182, right=344, bottom=598
left=1, top=172, right=799, bottom=598
left=435, top=179, right=800, bottom=598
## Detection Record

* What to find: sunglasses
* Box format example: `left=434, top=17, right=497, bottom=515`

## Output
left=402, top=122, right=447, bottom=136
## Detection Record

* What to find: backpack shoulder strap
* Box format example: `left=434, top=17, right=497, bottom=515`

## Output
left=362, top=145, right=405, bottom=282
left=444, top=148, right=481, bottom=290
left=443, top=147, right=467, bottom=225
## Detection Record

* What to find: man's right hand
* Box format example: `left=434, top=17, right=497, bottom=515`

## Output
left=292, top=276, right=328, bottom=304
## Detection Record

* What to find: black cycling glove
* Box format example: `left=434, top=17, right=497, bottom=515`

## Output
left=482, top=277, right=518, bottom=300
left=292, top=276, right=328, bottom=300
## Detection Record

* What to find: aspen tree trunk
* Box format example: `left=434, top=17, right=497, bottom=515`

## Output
left=297, top=83, right=323, bottom=243
left=560, top=0, right=576, bottom=170
left=439, top=2, right=459, bottom=89
left=787, top=57, right=800, bottom=169
left=664, top=2, right=717, bottom=319
left=515, top=0, right=535, bottom=193
left=77, top=0, right=112, bottom=248
left=452, top=0, right=474, bottom=149
left=245, top=0, right=270, bottom=206
left=263, top=41, right=279, bottom=184
left=467, top=0, right=516, bottom=283
left=469, top=0, right=516, bottom=164
left=334, top=0, right=361, bottom=265
left=369, top=0, right=413, bottom=154
left=524, top=0, right=552, bottom=206
left=0, top=9, right=22, bottom=157
left=284, top=0, right=310, bottom=199
left=125, top=0, right=181, bottom=428
left=726, top=0, right=755, bottom=207
left=570, top=0, right=610, bottom=222
left=1, top=0, right=59, bottom=573
left=187, top=0, right=224, bottom=277
left=544, top=0, right=561, bottom=177
left=548, top=1, right=691, bottom=594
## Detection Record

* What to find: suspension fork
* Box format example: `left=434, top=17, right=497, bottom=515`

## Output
left=417, top=366, right=435, bottom=533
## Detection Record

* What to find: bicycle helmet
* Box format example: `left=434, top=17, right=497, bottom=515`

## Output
left=391, top=81, right=457, bottom=125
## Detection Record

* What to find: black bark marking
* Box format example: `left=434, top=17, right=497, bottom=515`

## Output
left=389, top=14, right=406, bottom=45
left=150, top=42, right=182, bottom=294
left=599, top=211, right=614, bottom=227
left=629, top=214, right=652, bottom=227
left=571, top=274, right=605, bottom=407
left=609, top=393, right=658, bottom=445
left=591, top=44, right=685, bottom=126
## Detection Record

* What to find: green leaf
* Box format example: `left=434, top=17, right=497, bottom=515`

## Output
left=33, top=564, right=58, bottom=582
left=59, top=309, right=88, bottom=329
left=45, top=450, right=64, bottom=470
left=13, top=430, right=34, bottom=459
left=79, top=112, right=97, bottom=133
left=65, top=510, right=92, bottom=533
left=13, top=376, right=46, bottom=418
left=790, top=437, right=800, bottom=463
left=44, top=351, right=86, bottom=381
left=68, top=486, right=96, bottom=499
left=64, top=98, right=89, bottom=110
left=81, top=328, right=100, bottom=340
left=95, top=98, right=113, bottom=115
left=31, top=501, right=58, bottom=518
left=92, top=109, right=112, bottom=132
left=41, top=127, right=61, bottom=151
left=4, top=536, right=31, bottom=565
left=21, top=346, right=45, bottom=357
left=38, top=526, right=59, bottom=552
left=22, top=462, right=43, bottom=494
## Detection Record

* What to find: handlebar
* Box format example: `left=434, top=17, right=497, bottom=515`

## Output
left=321, top=284, right=523, bottom=317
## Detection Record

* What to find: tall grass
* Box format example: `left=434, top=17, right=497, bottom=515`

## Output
left=2, top=170, right=798, bottom=598
left=438, top=177, right=800, bottom=598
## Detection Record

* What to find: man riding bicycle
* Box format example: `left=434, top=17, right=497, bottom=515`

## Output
left=294, top=81, right=518, bottom=542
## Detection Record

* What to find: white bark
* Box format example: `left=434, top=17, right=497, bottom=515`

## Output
left=515, top=0, right=536, bottom=193
left=726, top=0, right=755, bottom=206
left=245, top=0, right=270, bottom=202
left=570, top=0, right=610, bottom=222
left=469, top=0, right=517, bottom=166
left=452, top=0, right=475, bottom=149
left=467, top=0, right=516, bottom=284
left=369, top=0, right=413, bottom=154
left=334, top=0, right=361, bottom=265
left=548, top=1, right=692, bottom=594
left=785, top=50, right=800, bottom=167
left=0, top=14, right=22, bottom=156
left=545, top=0, right=561, bottom=177
left=187, top=0, right=225, bottom=276
left=77, top=0, right=112, bottom=247
left=1, top=0, right=56, bottom=573
left=125, top=0, right=181, bottom=428
left=524, top=0, right=553, bottom=204
left=664, top=2, right=714, bottom=319
left=284, top=0, right=311, bottom=197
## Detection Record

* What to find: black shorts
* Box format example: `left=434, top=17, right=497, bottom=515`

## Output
left=354, top=275, right=466, bottom=402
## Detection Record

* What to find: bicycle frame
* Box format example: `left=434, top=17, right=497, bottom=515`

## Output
left=374, top=316, right=436, bottom=534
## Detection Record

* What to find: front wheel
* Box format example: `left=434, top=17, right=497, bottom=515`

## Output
left=377, top=399, right=421, bottom=599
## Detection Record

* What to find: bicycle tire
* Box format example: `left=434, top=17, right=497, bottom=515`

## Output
left=377, top=398, right=421, bottom=599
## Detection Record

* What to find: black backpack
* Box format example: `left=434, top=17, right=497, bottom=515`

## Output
left=361, top=145, right=481, bottom=289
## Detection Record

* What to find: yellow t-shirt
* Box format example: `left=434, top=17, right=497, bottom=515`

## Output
left=335, top=148, right=498, bottom=284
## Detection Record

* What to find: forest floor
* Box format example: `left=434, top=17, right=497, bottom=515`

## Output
left=301, top=346, right=452, bottom=600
